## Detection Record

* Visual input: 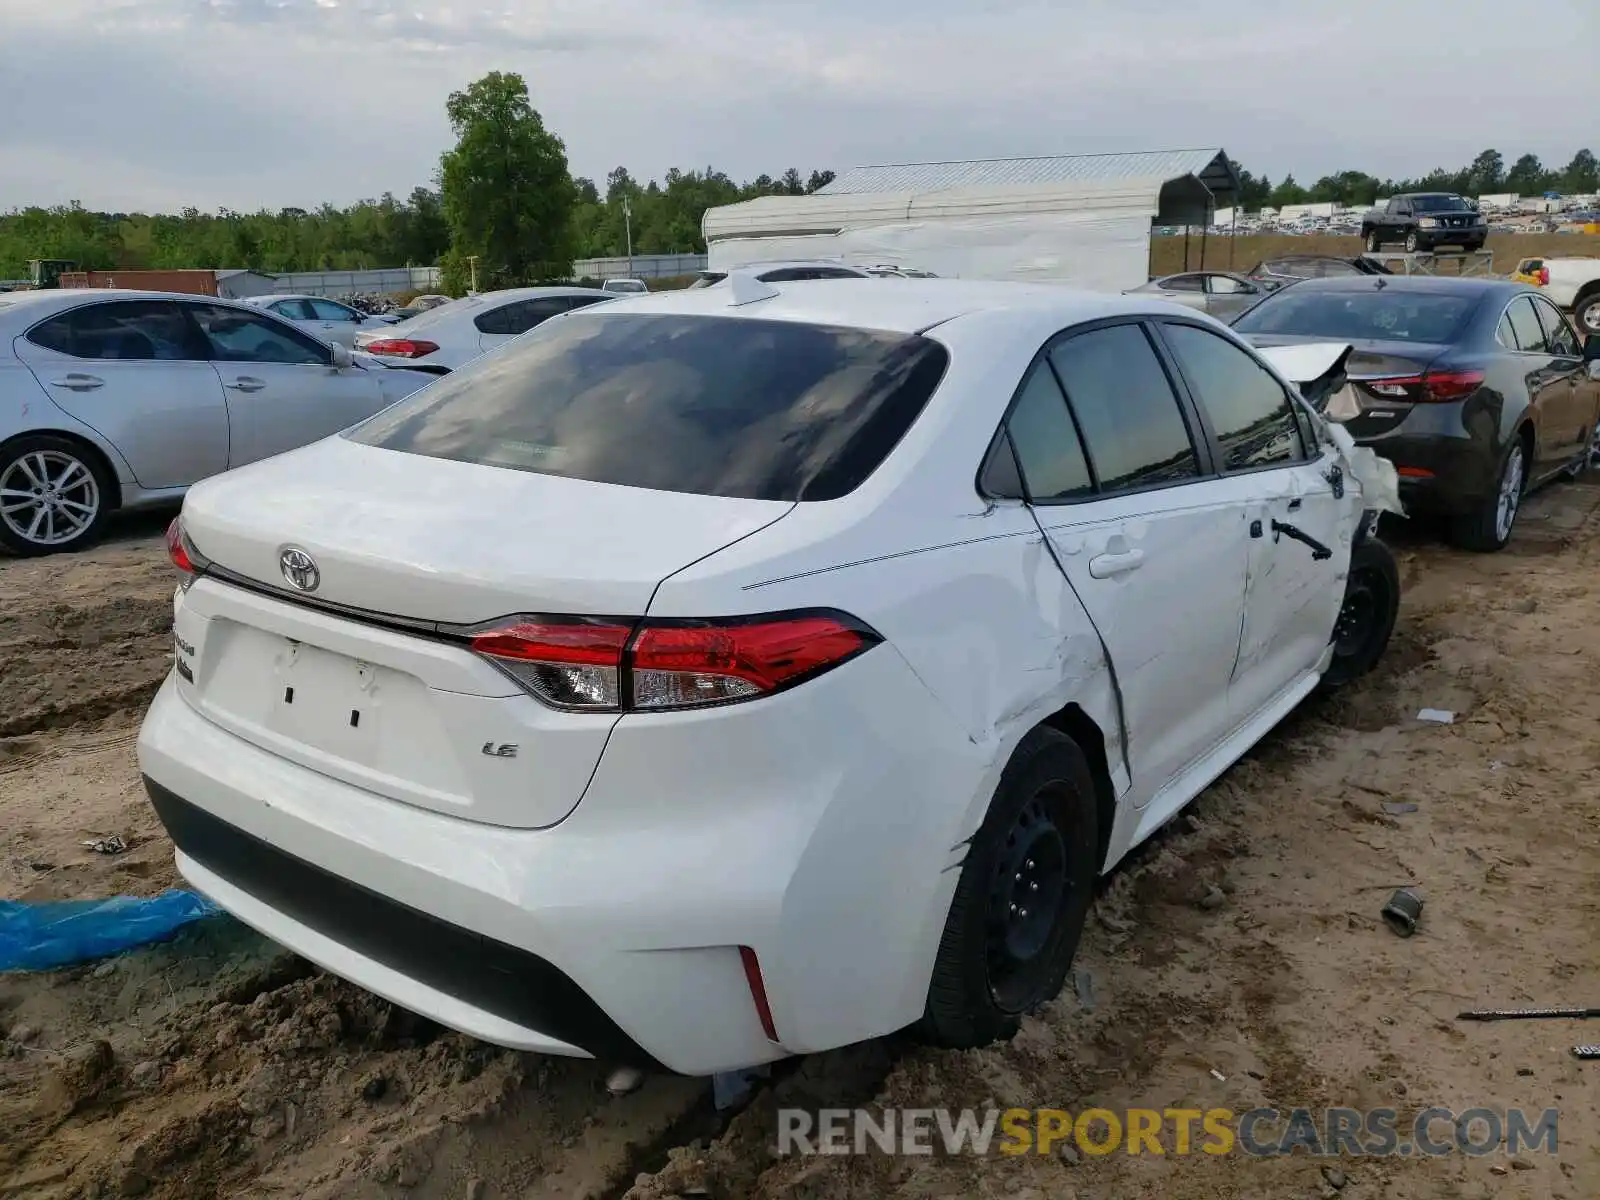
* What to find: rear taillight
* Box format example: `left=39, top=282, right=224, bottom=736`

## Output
left=166, top=517, right=194, bottom=574
left=469, top=620, right=632, bottom=709
left=361, top=338, right=439, bottom=359
left=1362, top=370, right=1485, bottom=403
left=467, top=611, right=878, bottom=713
left=1538, top=268, right=1550, bottom=287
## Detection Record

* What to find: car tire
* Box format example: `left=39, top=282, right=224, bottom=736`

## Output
left=1364, top=230, right=1382, bottom=252
left=1321, top=537, right=1400, bottom=688
left=1449, top=437, right=1527, bottom=553
left=1403, top=230, right=1421, bottom=253
left=0, top=435, right=113, bottom=557
left=1576, top=293, right=1600, bottom=338
left=919, top=727, right=1100, bottom=1050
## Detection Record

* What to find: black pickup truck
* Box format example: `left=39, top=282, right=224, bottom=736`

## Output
left=1361, top=193, right=1488, bottom=253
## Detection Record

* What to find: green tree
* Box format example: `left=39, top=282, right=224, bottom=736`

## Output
left=438, top=71, right=575, bottom=286
left=1505, top=154, right=1550, bottom=195
left=1466, top=149, right=1505, bottom=194
left=1559, top=149, right=1598, bottom=194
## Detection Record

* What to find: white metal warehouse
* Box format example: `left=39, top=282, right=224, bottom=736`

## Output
left=701, top=148, right=1240, bottom=292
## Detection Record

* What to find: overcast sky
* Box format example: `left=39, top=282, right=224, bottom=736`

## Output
left=2, top=0, right=1593, bottom=213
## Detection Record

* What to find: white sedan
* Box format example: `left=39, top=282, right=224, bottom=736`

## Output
left=354, top=286, right=614, bottom=369
left=242, top=294, right=398, bottom=349
left=140, top=276, right=1400, bottom=1075
left=0, top=289, right=436, bottom=555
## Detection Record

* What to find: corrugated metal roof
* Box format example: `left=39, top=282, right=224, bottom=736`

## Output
left=818, top=149, right=1234, bottom=197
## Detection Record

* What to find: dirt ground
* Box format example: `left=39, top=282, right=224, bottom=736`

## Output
left=2, top=479, right=1599, bottom=1199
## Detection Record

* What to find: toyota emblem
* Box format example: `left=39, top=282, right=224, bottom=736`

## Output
left=279, top=547, right=320, bottom=593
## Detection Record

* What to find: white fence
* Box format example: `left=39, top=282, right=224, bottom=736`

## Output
left=266, top=267, right=442, bottom=296
left=573, top=254, right=707, bottom=280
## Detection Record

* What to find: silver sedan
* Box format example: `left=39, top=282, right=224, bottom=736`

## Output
left=0, top=289, right=434, bottom=555
left=1124, top=271, right=1272, bottom=321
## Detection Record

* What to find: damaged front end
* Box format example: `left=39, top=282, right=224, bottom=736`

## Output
left=1253, top=341, right=1405, bottom=522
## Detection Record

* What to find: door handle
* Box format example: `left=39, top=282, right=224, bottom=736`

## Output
left=48, top=374, right=104, bottom=391
left=1089, top=548, right=1145, bottom=579
left=1286, top=497, right=1302, bottom=511
left=225, top=377, right=266, bottom=393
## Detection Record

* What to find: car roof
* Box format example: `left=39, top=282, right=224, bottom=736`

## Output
left=1261, top=275, right=1526, bottom=297
left=570, top=277, right=1193, bottom=336
left=245, top=293, right=345, bottom=304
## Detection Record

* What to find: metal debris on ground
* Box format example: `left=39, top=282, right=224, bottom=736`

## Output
left=81, top=836, right=126, bottom=855
left=1381, top=802, right=1419, bottom=815
left=1456, top=1006, right=1600, bottom=1022
left=1209, top=1068, right=1227, bottom=1082
left=1572, top=1045, right=1600, bottom=1059
left=1416, top=709, right=1455, bottom=724
left=1380, top=887, right=1423, bottom=937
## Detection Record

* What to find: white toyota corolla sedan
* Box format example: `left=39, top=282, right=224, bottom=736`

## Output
left=139, top=276, right=1400, bottom=1075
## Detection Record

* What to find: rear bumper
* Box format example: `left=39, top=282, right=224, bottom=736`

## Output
left=138, top=630, right=983, bottom=1074
left=1350, top=410, right=1500, bottom=515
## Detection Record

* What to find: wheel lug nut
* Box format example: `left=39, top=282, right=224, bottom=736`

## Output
left=1019, top=908, right=1029, bottom=918
left=1009, top=903, right=1017, bottom=914
left=1029, top=882, right=1038, bottom=892
left=1026, top=859, right=1034, bottom=870
left=1014, top=872, right=1021, bottom=882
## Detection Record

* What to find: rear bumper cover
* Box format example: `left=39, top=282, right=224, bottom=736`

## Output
left=145, top=776, right=659, bottom=1067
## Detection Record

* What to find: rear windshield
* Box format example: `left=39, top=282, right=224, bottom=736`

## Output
left=388, top=295, right=486, bottom=331
left=346, top=312, right=950, bottom=502
left=687, top=273, right=727, bottom=290
left=1410, top=195, right=1472, bottom=213
left=1232, top=289, right=1478, bottom=344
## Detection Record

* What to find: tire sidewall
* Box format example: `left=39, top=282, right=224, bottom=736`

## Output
left=921, top=728, right=1099, bottom=1048
left=1578, top=296, right=1600, bottom=337
left=1454, top=438, right=1526, bottom=552
left=1322, top=537, right=1400, bottom=688
left=0, top=435, right=112, bottom=556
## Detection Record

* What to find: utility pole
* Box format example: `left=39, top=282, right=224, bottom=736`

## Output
left=623, top=196, right=633, bottom=278
left=465, top=255, right=479, bottom=295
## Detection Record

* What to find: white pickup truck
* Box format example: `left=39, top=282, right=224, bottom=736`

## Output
left=1515, top=257, right=1600, bottom=336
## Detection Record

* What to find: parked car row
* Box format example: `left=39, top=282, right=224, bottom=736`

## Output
left=0, top=289, right=439, bottom=554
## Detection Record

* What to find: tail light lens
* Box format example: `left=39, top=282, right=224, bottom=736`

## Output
left=1362, top=370, right=1485, bottom=403
left=470, top=620, right=632, bottom=710
left=165, top=516, right=210, bottom=576
left=468, top=611, right=878, bottom=713
left=1538, top=268, right=1550, bottom=287
left=360, top=338, right=439, bottom=359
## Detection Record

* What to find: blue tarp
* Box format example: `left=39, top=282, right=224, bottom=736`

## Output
left=0, top=891, right=221, bottom=972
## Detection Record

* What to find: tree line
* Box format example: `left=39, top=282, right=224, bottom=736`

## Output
left=1233, top=148, right=1599, bottom=211
left=1, top=69, right=1594, bottom=287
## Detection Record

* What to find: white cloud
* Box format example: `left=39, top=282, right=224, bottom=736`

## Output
left=1, top=0, right=1594, bottom=212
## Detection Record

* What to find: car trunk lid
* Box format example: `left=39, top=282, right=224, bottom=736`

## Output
left=1244, top=334, right=1458, bottom=434
left=173, top=436, right=792, bottom=828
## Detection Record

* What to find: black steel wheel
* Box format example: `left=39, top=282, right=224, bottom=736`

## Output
left=1322, top=537, right=1400, bottom=688
left=920, top=728, right=1099, bottom=1049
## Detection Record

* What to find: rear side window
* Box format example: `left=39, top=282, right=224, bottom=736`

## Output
left=1048, top=324, right=1199, bottom=493
left=475, top=297, right=572, bottom=336
left=1161, top=275, right=1204, bottom=293
left=1002, top=363, right=1093, bottom=501
left=1504, top=296, right=1548, bottom=353
left=347, top=313, right=950, bottom=502
left=1533, top=297, right=1580, bottom=357
left=1161, top=324, right=1303, bottom=470
left=26, top=300, right=202, bottom=361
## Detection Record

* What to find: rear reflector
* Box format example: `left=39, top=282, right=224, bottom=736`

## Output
left=1396, top=466, right=1435, bottom=478
left=739, top=945, right=780, bottom=1042
left=361, top=338, right=440, bottom=359
left=467, top=611, right=878, bottom=713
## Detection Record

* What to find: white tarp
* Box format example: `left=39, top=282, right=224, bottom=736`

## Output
left=703, top=179, right=1177, bottom=292
left=707, top=211, right=1152, bottom=294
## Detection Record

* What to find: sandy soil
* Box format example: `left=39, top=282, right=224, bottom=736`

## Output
left=2, top=483, right=1598, bottom=1199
